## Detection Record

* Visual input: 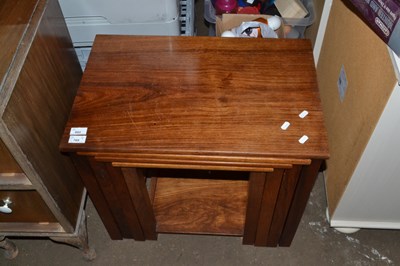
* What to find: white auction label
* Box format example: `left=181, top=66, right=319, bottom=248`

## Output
left=70, top=127, right=88, bottom=135
left=68, top=135, right=87, bottom=144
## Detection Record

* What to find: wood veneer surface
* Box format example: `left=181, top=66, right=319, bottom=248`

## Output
left=0, top=190, right=57, bottom=222
left=1, top=0, right=84, bottom=230
left=0, top=0, right=38, bottom=87
left=152, top=177, right=248, bottom=235
left=60, top=36, right=329, bottom=162
left=0, top=138, right=22, bottom=173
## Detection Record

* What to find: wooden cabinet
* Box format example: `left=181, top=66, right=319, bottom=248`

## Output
left=0, top=0, right=94, bottom=259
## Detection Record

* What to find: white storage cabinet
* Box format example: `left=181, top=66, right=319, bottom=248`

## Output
left=58, top=0, right=194, bottom=68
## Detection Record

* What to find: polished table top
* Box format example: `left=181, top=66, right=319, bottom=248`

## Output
left=60, top=36, right=328, bottom=163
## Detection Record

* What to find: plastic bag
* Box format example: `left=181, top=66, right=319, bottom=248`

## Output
left=226, top=21, right=278, bottom=38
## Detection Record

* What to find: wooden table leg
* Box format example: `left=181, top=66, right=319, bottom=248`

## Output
left=243, top=172, right=267, bottom=245
left=243, top=170, right=285, bottom=247
left=254, top=169, right=284, bottom=246
left=266, top=165, right=302, bottom=246
left=121, top=167, right=157, bottom=240
left=71, top=155, right=123, bottom=240
left=88, top=159, right=145, bottom=240
left=79, top=157, right=157, bottom=240
left=279, top=160, right=323, bottom=246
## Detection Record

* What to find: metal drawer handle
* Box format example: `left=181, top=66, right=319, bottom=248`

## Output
left=0, top=198, right=12, bottom=214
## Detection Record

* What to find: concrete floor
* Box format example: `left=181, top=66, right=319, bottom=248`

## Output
left=2, top=1, right=400, bottom=265
left=2, top=174, right=400, bottom=265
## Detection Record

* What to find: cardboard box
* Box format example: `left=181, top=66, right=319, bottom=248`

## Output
left=317, top=0, right=399, bottom=225
left=215, top=14, right=285, bottom=38
left=348, top=0, right=400, bottom=57
left=275, top=0, right=308, bottom=19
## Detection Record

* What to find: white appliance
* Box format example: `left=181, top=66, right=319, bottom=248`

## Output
left=58, top=0, right=194, bottom=68
left=315, top=0, right=400, bottom=231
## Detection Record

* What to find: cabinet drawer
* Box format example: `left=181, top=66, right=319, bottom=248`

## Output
left=0, top=138, right=22, bottom=173
left=0, top=191, right=57, bottom=223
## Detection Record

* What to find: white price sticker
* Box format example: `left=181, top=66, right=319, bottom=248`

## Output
left=68, top=136, right=87, bottom=144
left=299, top=135, right=309, bottom=144
left=299, top=110, right=308, bottom=118
left=70, top=127, right=88, bottom=135
left=281, top=121, right=290, bottom=130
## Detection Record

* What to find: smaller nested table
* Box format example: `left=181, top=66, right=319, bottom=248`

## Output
left=60, top=36, right=329, bottom=247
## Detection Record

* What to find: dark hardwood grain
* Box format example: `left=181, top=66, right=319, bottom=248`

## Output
left=71, top=155, right=122, bottom=240
left=254, top=169, right=284, bottom=246
left=279, top=159, right=323, bottom=246
left=105, top=164, right=146, bottom=240
left=0, top=191, right=57, bottom=223
left=60, top=36, right=329, bottom=247
left=0, top=0, right=39, bottom=87
left=60, top=36, right=328, bottom=162
left=121, top=168, right=157, bottom=240
left=266, top=165, right=302, bottom=246
left=153, top=177, right=248, bottom=235
left=88, top=159, right=144, bottom=240
left=0, top=139, right=22, bottom=173
left=1, top=0, right=83, bottom=229
left=242, top=172, right=267, bottom=245
left=0, top=0, right=95, bottom=258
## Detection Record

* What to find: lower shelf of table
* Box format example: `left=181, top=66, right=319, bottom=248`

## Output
left=150, top=176, right=248, bottom=236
